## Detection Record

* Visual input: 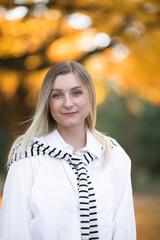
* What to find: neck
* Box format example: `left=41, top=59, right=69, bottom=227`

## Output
left=57, top=125, right=87, bottom=153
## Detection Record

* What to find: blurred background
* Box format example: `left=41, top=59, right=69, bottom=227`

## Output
left=0, top=0, right=160, bottom=239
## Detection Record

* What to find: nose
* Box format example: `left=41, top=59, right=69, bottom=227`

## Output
left=64, top=95, right=74, bottom=108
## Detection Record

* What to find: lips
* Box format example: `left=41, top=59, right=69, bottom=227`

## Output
left=62, top=112, right=78, bottom=116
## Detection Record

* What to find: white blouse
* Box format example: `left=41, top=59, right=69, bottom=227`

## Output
left=0, top=129, right=136, bottom=240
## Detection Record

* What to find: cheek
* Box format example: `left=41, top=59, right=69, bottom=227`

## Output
left=49, top=99, right=60, bottom=110
left=78, top=98, right=89, bottom=112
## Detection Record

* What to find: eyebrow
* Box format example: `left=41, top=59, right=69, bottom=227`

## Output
left=51, top=86, right=82, bottom=91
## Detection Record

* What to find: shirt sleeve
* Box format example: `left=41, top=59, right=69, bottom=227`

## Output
left=111, top=146, right=136, bottom=240
left=0, top=159, right=34, bottom=240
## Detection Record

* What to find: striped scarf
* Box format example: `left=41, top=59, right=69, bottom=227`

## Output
left=10, top=139, right=99, bottom=240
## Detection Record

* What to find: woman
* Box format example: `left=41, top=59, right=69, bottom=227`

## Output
left=0, top=61, right=136, bottom=240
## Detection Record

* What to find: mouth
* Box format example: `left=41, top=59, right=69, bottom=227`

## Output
left=62, top=112, right=78, bottom=116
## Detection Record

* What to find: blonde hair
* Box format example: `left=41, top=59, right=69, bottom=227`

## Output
left=8, top=61, right=109, bottom=167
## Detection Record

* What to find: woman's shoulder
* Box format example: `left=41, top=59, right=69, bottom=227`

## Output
left=8, top=132, right=49, bottom=168
left=106, top=136, right=131, bottom=170
left=8, top=154, right=41, bottom=177
left=107, top=136, right=120, bottom=149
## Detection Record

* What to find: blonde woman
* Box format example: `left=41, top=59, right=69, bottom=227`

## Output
left=0, top=61, right=136, bottom=240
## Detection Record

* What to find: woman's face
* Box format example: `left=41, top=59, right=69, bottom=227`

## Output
left=49, top=72, right=89, bottom=131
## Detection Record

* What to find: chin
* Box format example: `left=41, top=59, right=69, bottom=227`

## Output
left=58, top=120, right=85, bottom=129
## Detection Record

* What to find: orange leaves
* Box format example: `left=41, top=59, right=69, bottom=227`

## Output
left=0, top=0, right=160, bottom=107
left=0, top=17, right=60, bottom=57
left=46, top=32, right=84, bottom=62
left=94, top=82, right=107, bottom=105
left=46, top=29, right=97, bottom=62
left=0, top=71, right=20, bottom=99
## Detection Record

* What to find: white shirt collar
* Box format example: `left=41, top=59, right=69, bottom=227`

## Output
left=39, top=128, right=102, bottom=159
left=79, top=129, right=102, bottom=159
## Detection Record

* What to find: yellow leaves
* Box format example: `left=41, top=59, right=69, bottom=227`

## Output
left=84, top=53, right=109, bottom=79
left=0, top=36, right=23, bottom=58
left=24, top=55, right=43, bottom=70
left=46, top=33, right=82, bottom=62
left=0, top=36, right=28, bottom=58
left=12, top=38, right=28, bottom=57
left=0, top=0, right=160, bottom=107
left=24, top=68, right=49, bottom=107
left=94, top=82, right=107, bottom=105
left=1, top=20, right=23, bottom=36
left=24, top=68, right=48, bottom=91
left=139, top=86, right=160, bottom=106
left=0, top=68, right=49, bottom=107
left=0, top=17, right=60, bottom=57
left=46, top=29, right=97, bottom=62
left=0, top=71, right=20, bottom=99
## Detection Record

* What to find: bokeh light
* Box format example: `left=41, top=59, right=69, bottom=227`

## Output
left=5, top=6, right=29, bottom=21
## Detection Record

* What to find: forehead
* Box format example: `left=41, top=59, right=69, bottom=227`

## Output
left=52, top=72, right=84, bottom=89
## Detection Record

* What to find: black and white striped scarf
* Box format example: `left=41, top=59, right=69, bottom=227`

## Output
left=10, top=139, right=99, bottom=240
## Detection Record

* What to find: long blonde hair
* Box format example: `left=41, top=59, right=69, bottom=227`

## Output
left=8, top=61, right=109, bottom=166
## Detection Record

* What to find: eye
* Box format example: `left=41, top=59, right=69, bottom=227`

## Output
left=72, top=90, right=82, bottom=96
left=52, top=93, right=62, bottom=98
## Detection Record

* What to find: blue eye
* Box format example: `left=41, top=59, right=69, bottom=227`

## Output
left=52, top=93, right=61, bottom=98
left=73, top=91, right=82, bottom=96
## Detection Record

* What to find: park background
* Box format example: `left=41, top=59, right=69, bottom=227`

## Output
left=0, top=0, right=160, bottom=239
